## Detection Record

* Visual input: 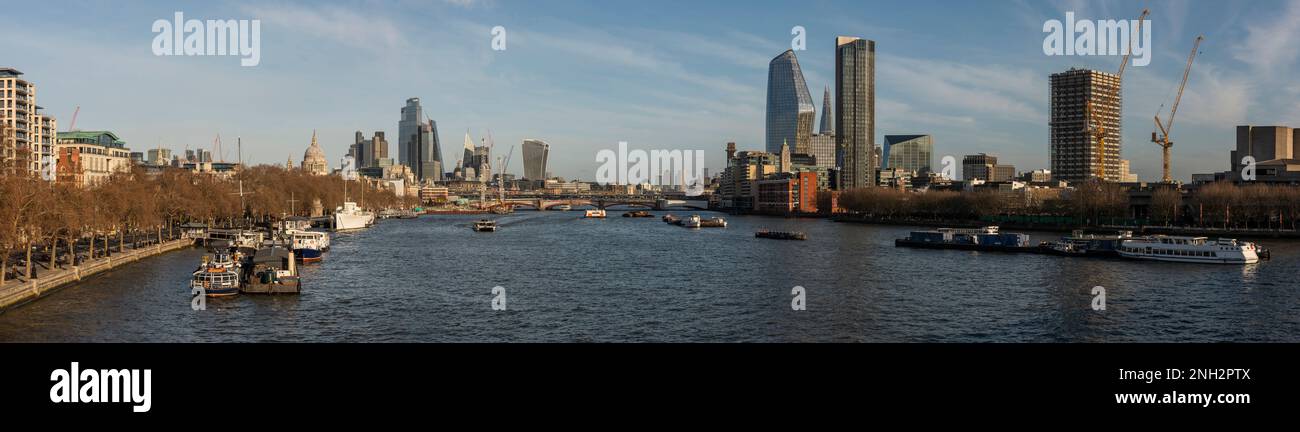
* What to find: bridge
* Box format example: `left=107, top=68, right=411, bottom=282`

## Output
left=480, top=195, right=710, bottom=211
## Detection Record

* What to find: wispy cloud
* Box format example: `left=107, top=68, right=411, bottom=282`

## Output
left=1230, top=0, right=1300, bottom=76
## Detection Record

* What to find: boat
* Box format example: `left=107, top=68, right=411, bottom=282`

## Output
left=241, top=247, right=301, bottom=294
left=1117, top=235, right=1262, bottom=264
left=334, top=201, right=375, bottom=232
left=552, top=204, right=572, bottom=211
left=473, top=220, right=498, bottom=232
left=699, top=217, right=727, bottom=228
left=491, top=206, right=514, bottom=215
left=278, top=217, right=314, bottom=231
left=893, top=226, right=1035, bottom=252
left=286, top=230, right=329, bottom=262
left=680, top=215, right=702, bottom=228
left=623, top=210, right=653, bottom=218
left=662, top=214, right=680, bottom=224
left=1039, top=230, right=1132, bottom=257
left=191, top=252, right=242, bottom=297
left=584, top=209, right=607, bottom=218
left=756, top=230, right=807, bottom=240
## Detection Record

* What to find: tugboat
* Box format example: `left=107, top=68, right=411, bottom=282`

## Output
left=473, top=219, right=498, bottom=232
left=756, top=230, right=807, bottom=240
left=584, top=209, right=607, bottom=218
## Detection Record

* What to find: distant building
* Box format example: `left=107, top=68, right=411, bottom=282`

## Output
left=55, top=131, right=131, bottom=186
left=807, top=133, right=837, bottom=169
left=963, top=153, right=997, bottom=181
left=755, top=171, right=818, bottom=215
left=1023, top=169, right=1053, bottom=183
left=766, top=50, right=815, bottom=156
left=992, top=165, right=1016, bottom=182
left=522, top=139, right=550, bottom=180
left=1050, top=68, right=1122, bottom=183
left=883, top=134, right=933, bottom=174
left=1212, top=125, right=1300, bottom=183
left=818, top=86, right=833, bottom=135
left=835, top=36, right=876, bottom=189
left=0, top=68, right=57, bottom=178
left=301, top=131, right=329, bottom=176
left=1119, top=159, right=1138, bottom=183
left=146, top=148, right=172, bottom=166
left=719, top=144, right=777, bottom=210
left=398, top=98, right=442, bottom=182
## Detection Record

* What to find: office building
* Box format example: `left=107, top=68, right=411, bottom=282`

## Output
left=766, top=50, right=815, bottom=155
left=835, top=36, right=875, bottom=189
left=522, top=139, right=550, bottom=180
left=1050, top=68, right=1122, bottom=182
left=963, top=153, right=997, bottom=181
left=55, top=131, right=130, bottom=186
left=883, top=134, right=933, bottom=174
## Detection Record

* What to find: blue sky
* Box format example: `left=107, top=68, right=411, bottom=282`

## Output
left=3, top=0, right=1298, bottom=182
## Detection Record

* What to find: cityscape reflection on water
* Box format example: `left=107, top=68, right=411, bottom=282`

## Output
left=1, top=210, right=1297, bottom=342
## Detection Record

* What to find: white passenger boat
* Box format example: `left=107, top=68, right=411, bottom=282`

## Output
left=334, top=201, right=375, bottom=232
left=553, top=204, right=572, bottom=211
left=584, top=209, right=606, bottom=218
left=1117, top=235, right=1261, bottom=264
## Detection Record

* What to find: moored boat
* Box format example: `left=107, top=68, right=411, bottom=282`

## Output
left=192, top=252, right=242, bottom=297
left=334, top=201, right=375, bottom=232
left=756, top=230, right=806, bottom=240
left=680, top=215, right=702, bottom=228
left=623, top=210, right=653, bottom=218
left=662, top=214, right=679, bottom=224
left=1117, top=235, right=1261, bottom=264
left=894, top=226, right=1035, bottom=252
left=699, top=217, right=727, bottom=228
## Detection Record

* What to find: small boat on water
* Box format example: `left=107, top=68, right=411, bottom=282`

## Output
left=334, top=201, right=375, bottom=232
left=242, top=247, right=301, bottom=294
left=473, top=219, right=498, bottom=232
left=192, top=252, right=242, bottom=297
left=663, top=214, right=679, bottom=224
left=1039, top=230, right=1131, bottom=257
left=1117, top=235, right=1262, bottom=264
left=585, top=209, right=607, bottom=218
left=756, top=230, right=807, bottom=240
left=286, top=230, right=329, bottom=263
left=680, top=215, right=702, bottom=228
left=894, top=226, right=1035, bottom=252
left=491, top=206, right=514, bottom=215
left=623, top=210, right=653, bottom=218
left=552, top=204, right=573, bottom=211
left=699, top=217, right=727, bottom=228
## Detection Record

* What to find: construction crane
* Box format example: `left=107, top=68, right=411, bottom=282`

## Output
left=496, top=144, right=515, bottom=203
left=1083, top=8, right=1148, bottom=181
left=1152, top=35, right=1204, bottom=183
left=67, top=106, right=80, bottom=132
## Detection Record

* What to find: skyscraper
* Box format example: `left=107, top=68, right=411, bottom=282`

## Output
left=420, top=120, right=442, bottom=181
left=883, top=135, right=933, bottom=174
left=461, top=131, right=476, bottom=180
left=399, top=98, right=422, bottom=167
left=766, top=50, right=815, bottom=155
left=522, top=139, right=550, bottom=180
left=819, top=87, right=833, bottom=135
left=835, top=36, right=875, bottom=189
left=1050, top=68, right=1122, bottom=183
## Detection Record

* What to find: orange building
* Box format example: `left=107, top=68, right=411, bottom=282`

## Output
left=754, top=171, right=818, bottom=215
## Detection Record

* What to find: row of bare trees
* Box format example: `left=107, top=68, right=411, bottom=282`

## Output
left=0, top=165, right=412, bottom=284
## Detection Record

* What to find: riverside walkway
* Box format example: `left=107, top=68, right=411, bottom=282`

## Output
left=0, top=238, right=194, bottom=311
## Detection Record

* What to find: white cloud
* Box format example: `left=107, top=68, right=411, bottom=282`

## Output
left=1231, top=0, right=1300, bottom=76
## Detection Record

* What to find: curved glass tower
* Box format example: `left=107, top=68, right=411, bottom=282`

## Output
left=766, top=50, right=815, bottom=155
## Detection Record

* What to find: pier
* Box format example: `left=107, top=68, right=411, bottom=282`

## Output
left=0, top=238, right=193, bottom=311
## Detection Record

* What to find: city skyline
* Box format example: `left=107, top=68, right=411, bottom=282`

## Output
left=2, top=0, right=1298, bottom=182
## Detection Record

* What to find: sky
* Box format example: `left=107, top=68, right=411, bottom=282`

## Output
left=2, top=0, right=1298, bottom=182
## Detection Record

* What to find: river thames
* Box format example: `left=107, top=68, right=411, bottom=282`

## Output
left=1, top=210, right=1297, bottom=342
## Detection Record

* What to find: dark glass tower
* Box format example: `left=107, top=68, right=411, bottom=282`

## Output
left=835, top=36, right=875, bottom=189
left=766, top=50, right=815, bottom=155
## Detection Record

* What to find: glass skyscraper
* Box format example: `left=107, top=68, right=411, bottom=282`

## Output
left=399, top=98, right=443, bottom=182
left=835, top=36, right=875, bottom=189
left=766, top=50, right=815, bottom=155
left=883, top=135, right=933, bottom=174
left=522, top=139, right=549, bottom=180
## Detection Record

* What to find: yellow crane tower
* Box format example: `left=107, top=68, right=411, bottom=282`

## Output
left=1152, top=35, right=1204, bottom=183
left=1083, top=8, right=1148, bottom=181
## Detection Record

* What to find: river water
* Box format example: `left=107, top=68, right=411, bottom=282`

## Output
left=1, top=210, right=1297, bottom=342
